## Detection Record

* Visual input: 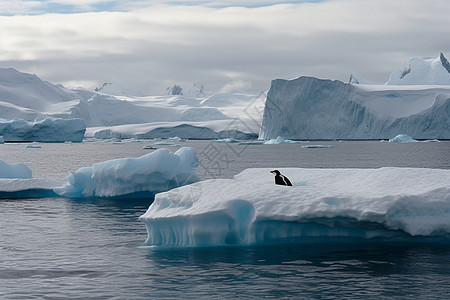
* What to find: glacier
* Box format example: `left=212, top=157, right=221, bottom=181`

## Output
left=259, top=76, right=450, bottom=140
left=140, top=167, right=450, bottom=247
left=54, top=147, right=199, bottom=199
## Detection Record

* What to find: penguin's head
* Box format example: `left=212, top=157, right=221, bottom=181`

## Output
left=270, top=170, right=280, bottom=176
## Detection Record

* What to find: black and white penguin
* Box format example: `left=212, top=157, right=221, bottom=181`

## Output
left=270, top=170, right=292, bottom=186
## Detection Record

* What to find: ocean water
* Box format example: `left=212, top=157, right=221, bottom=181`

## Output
left=1, top=140, right=449, bottom=299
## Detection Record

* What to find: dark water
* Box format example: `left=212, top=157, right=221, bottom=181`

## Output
left=0, top=140, right=449, bottom=299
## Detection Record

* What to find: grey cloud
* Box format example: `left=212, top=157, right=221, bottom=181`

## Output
left=1, top=0, right=449, bottom=94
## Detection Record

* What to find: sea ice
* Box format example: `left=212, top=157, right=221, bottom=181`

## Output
left=0, top=159, right=32, bottom=179
left=389, top=134, right=417, bottom=143
left=140, top=167, right=450, bottom=247
left=0, top=178, right=60, bottom=198
left=263, top=136, right=298, bottom=144
left=301, top=145, right=335, bottom=149
left=0, top=159, right=61, bottom=198
left=54, top=147, right=199, bottom=199
left=213, top=138, right=240, bottom=143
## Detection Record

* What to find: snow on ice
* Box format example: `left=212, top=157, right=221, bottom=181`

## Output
left=0, top=67, right=261, bottom=140
left=0, top=159, right=32, bottom=179
left=0, top=118, right=86, bottom=142
left=0, top=159, right=60, bottom=198
left=263, top=136, right=299, bottom=144
left=54, top=147, right=199, bottom=199
left=389, top=134, right=418, bottom=143
left=140, top=167, right=450, bottom=247
left=260, top=53, right=450, bottom=140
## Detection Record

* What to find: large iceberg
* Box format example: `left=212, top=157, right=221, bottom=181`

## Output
left=54, top=147, right=199, bottom=199
left=259, top=76, right=450, bottom=140
left=0, top=117, right=86, bottom=142
left=140, top=167, right=450, bottom=247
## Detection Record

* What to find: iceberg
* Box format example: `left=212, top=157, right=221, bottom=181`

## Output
left=259, top=76, right=450, bottom=140
left=54, top=147, right=199, bottom=199
left=0, top=178, right=60, bottom=198
left=388, top=134, right=417, bottom=143
left=263, top=136, right=298, bottom=144
left=140, top=167, right=450, bottom=247
left=0, top=159, right=60, bottom=198
left=0, top=118, right=86, bottom=142
left=0, top=159, right=32, bottom=179
left=213, top=138, right=240, bottom=143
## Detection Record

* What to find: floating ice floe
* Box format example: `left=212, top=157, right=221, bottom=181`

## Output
left=301, top=145, right=335, bottom=149
left=26, top=143, right=42, bottom=148
left=0, top=159, right=32, bottom=179
left=54, top=147, right=199, bottom=199
left=389, top=134, right=418, bottom=143
left=213, top=138, right=240, bottom=143
left=238, top=141, right=265, bottom=145
left=0, top=159, right=60, bottom=198
left=263, top=136, right=299, bottom=144
left=0, top=178, right=60, bottom=198
left=140, top=167, right=450, bottom=247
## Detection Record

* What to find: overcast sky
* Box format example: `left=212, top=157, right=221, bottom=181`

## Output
left=1, top=0, right=449, bottom=95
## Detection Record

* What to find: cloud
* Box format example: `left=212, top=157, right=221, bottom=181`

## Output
left=1, top=0, right=450, bottom=94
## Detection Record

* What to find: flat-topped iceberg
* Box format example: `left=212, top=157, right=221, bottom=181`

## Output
left=140, top=167, right=450, bottom=247
left=0, top=159, right=60, bottom=198
left=259, top=76, right=450, bottom=140
left=0, top=178, right=61, bottom=198
left=0, top=118, right=86, bottom=142
left=55, top=147, right=199, bottom=199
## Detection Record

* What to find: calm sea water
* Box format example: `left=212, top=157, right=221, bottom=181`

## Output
left=1, top=140, right=449, bottom=299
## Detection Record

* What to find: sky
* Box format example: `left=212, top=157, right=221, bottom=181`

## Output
left=1, top=0, right=449, bottom=95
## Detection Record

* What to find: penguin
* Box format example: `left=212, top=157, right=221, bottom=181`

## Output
left=270, top=170, right=292, bottom=186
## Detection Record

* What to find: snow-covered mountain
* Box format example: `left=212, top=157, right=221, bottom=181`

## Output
left=386, top=52, right=450, bottom=85
left=260, top=76, right=450, bottom=140
left=0, top=68, right=261, bottom=141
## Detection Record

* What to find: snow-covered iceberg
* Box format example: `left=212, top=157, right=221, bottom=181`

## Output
left=55, top=147, right=199, bottom=199
left=263, top=136, right=298, bottom=144
left=140, top=167, right=450, bottom=247
left=0, top=117, right=86, bottom=142
left=0, top=159, right=32, bottom=179
left=0, top=178, right=61, bottom=198
left=259, top=76, right=450, bottom=140
left=0, top=159, right=60, bottom=198
left=389, top=134, right=417, bottom=143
